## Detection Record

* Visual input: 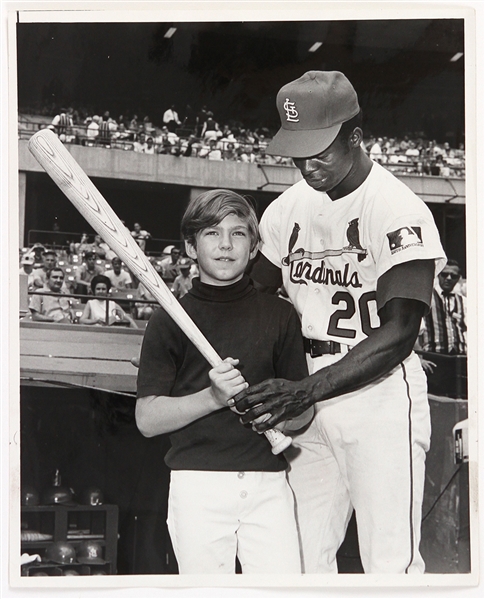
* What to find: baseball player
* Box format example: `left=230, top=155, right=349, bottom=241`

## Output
left=234, top=71, right=447, bottom=573
left=135, top=189, right=310, bottom=574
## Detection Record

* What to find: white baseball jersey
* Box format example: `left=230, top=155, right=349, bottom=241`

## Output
left=260, top=162, right=447, bottom=346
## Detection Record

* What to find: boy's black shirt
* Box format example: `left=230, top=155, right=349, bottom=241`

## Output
left=137, top=275, right=308, bottom=471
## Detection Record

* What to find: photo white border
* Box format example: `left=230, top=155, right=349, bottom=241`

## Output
left=2, top=1, right=483, bottom=596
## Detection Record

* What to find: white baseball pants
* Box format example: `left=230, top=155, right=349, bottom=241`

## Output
left=167, top=469, right=301, bottom=574
left=286, top=351, right=430, bottom=574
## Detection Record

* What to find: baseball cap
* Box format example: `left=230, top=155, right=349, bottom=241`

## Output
left=21, top=256, right=34, bottom=265
left=266, top=71, right=360, bottom=158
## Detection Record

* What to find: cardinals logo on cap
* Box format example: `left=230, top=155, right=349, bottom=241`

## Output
left=283, top=99, right=299, bottom=122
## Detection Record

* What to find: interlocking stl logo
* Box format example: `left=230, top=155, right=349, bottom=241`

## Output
left=283, top=98, right=299, bottom=122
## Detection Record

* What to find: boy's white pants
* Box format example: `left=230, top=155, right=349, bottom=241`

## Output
left=286, top=352, right=431, bottom=574
left=167, top=470, right=301, bottom=574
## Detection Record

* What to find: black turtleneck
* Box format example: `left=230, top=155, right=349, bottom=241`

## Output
left=137, top=275, right=308, bottom=471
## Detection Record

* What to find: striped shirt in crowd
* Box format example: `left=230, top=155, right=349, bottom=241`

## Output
left=421, top=288, right=467, bottom=354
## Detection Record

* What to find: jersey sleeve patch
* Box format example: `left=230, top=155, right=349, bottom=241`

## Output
left=387, top=226, right=423, bottom=254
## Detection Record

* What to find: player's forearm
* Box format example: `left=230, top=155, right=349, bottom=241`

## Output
left=135, top=389, right=223, bottom=437
left=304, top=317, right=419, bottom=404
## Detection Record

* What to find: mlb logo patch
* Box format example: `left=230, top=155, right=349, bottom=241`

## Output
left=387, top=227, right=423, bottom=254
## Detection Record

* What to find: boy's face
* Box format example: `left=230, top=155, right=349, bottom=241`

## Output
left=186, top=214, right=257, bottom=287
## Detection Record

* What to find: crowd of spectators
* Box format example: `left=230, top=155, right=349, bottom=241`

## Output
left=19, top=227, right=198, bottom=325
left=18, top=104, right=465, bottom=178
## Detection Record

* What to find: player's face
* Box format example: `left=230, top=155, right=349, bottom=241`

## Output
left=293, top=134, right=355, bottom=195
left=187, top=214, right=256, bottom=286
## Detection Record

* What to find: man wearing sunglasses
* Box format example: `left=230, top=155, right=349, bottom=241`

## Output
left=421, top=259, right=467, bottom=356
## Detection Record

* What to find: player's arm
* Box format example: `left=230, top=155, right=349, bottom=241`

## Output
left=235, top=260, right=434, bottom=430
left=135, top=358, right=248, bottom=437
left=249, top=252, right=283, bottom=294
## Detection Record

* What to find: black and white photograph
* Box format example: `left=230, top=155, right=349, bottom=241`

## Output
left=2, top=1, right=483, bottom=595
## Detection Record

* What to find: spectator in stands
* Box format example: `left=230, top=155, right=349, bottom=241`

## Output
left=135, top=281, right=158, bottom=320
left=29, top=267, right=72, bottom=323
left=160, top=246, right=181, bottom=287
left=196, top=105, right=208, bottom=137
left=201, top=111, right=221, bottom=142
left=111, top=123, right=133, bottom=150
left=72, top=233, right=93, bottom=257
left=74, top=251, right=104, bottom=295
left=431, top=140, right=444, bottom=158
left=219, top=127, right=238, bottom=150
left=222, top=142, right=237, bottom=161
left=133, top=132, right=147, bottom=153
left=172, top=257, right=195, bottom=299
left=163, top=104, right=182, bottom=133
left=105, top=257, right=133, bottom=290
left=455, top=142, right=465, bottom=159
left=399, top=135, right=410, bottom=151
left=91, top=234, right=107, bottom=260
left=154, top=127, right=170, bottom=154
left=51, top=107, right=74, bottom=142
left=131, top=223, right=151, bottom=252
left=142, top=116, right=154, bottom=135
left=379, top=146, right=389, bottom=165
left=369, top=137, right=383, bottom=162
left=179, top=134, right=200, bottom=157
left=19, top=255, right=35, bottom=290
left=26, top=243, right=47, bottom=268
left=144, top=136, right=156, bottom=155
left=405, top=140, right=420, bottom=160
left=420, top=259, right=467, bottom=356
left=31, top=250, right=58, bottom=289
left=86, top=115, right=100, bottom=144
left=97, top=115, right=112, bottom=147
left=79, top=275, right=137, bottom=328
left=168, top=131, right=181, bottom=150
left=433, top=154, right=450, bottom=177
left=199, top=138, right=222, bottom=160
left=236, top=144, right=255, bottom=163
left=255, top=146, right=275, bottom=165
left=129, top=115, right=140, bottom=132
left=97, top=236, right=117, bottom=261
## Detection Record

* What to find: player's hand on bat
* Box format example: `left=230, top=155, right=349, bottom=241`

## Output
left=232, top=378, right=312, bottom=432
left=209, top=358, right=249, bottom=410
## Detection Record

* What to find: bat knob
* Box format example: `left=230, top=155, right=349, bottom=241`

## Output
left=264, top=429, right=293, bottom=455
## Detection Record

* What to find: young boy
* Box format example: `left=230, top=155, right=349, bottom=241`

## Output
left=135, top=189, right=310, bottom=574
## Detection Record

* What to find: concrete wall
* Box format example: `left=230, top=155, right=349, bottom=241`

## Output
left=19, top=140, right=465, bottom=204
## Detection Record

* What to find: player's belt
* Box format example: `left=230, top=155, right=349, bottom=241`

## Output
left=303, top=338, right=342, bottom=357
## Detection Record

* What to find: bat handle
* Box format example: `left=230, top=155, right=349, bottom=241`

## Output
left=264, top=429, right=292, bottom=455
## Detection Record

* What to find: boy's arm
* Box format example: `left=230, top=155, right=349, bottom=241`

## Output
left=135, top=358, right=247, bottom=437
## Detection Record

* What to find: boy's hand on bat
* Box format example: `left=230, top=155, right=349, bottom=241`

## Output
left=209, top=358, right=248, bottom=409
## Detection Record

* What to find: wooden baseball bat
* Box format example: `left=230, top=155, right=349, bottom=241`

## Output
left=28, top=129, right=292, bottom=455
